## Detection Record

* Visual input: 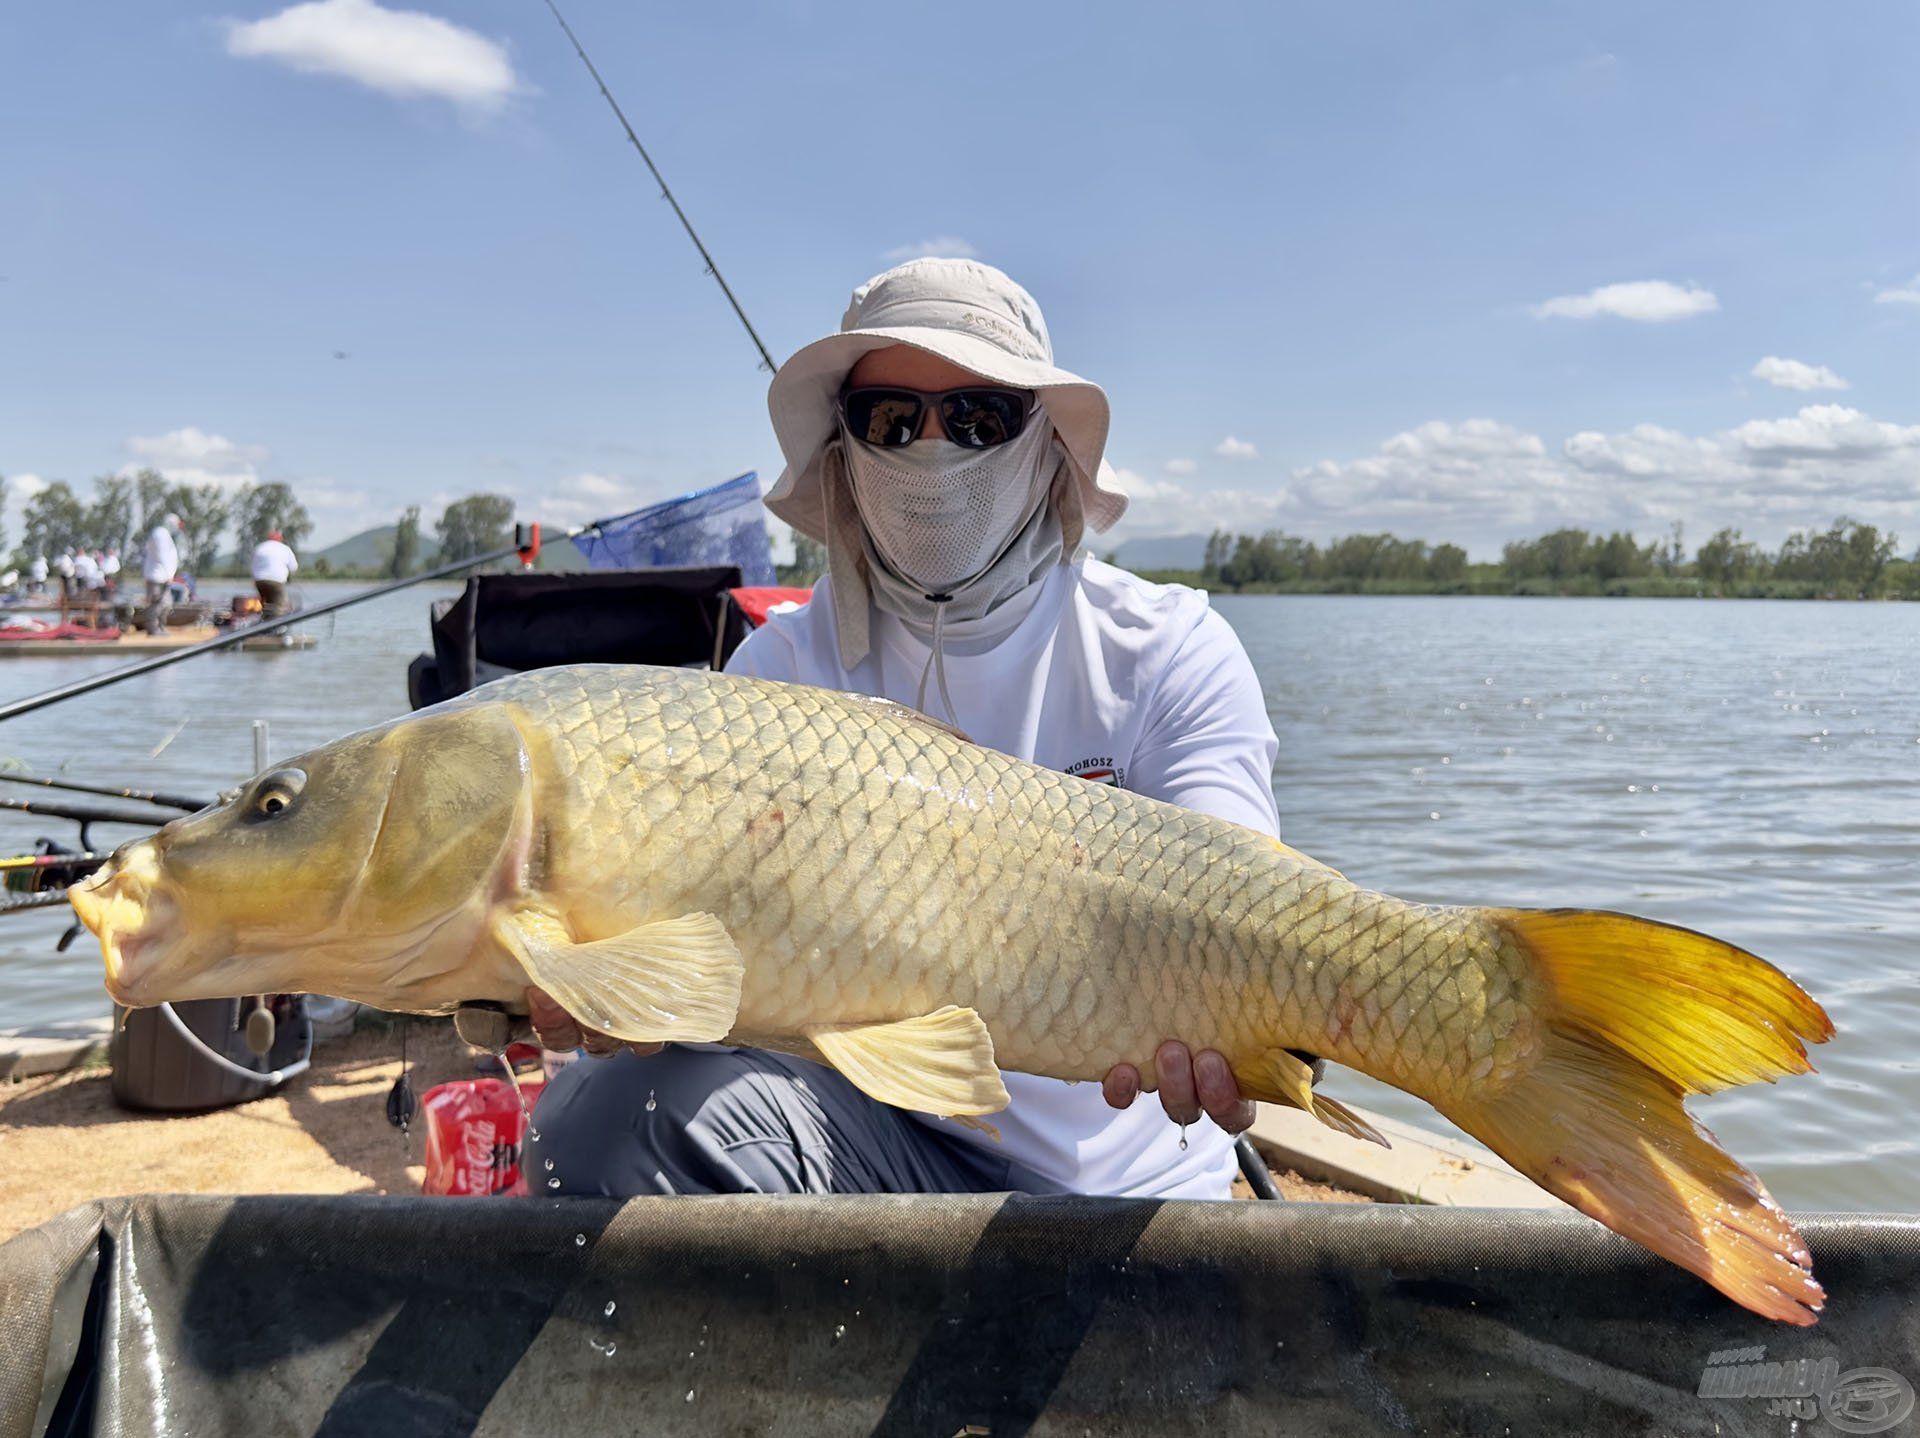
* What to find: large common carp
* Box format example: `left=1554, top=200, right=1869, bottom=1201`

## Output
left=71, top=664, right=1832, bottom=1323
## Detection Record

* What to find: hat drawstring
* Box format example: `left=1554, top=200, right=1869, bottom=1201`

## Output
left=914, top=593, right=960, bottom=726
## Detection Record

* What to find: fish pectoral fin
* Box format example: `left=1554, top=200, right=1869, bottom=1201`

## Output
left=494, top=910, right=744, bottom=1045
left=1237, top=1048, right=1389, bottom=1148
left=804, top=1006, right=1010, bottom=1117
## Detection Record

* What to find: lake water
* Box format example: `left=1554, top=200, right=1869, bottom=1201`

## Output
left=0, top=585, right=1911, bottom=1213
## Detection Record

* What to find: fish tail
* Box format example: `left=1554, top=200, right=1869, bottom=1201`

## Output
left=1436, top=908, right=1833, bottom=1325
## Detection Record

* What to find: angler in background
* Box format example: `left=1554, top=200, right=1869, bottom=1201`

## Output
left=28, top=554, right=47, bottom=596
left=142, top=513, right=183, bottom=635
left=53, top=548, right=75, bottom=623
left=73, top=548, right=105, bottom=627
left=250, top=530, right=299, bottom=616
left=100, top=545, right=121, bottom=594
left=532, top=258, right=1297, bottom=1201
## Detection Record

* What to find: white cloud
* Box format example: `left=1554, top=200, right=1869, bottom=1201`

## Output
left=1530, top=280, right=1720, bottom=322
left=1278, top=403, right=1920, bottom=556
left=123, top=426, right=268, bottom=489
left=225, top=0, right=521, bottom=113
left=1214, top=436, right=1259, bottom=460
left=1163, top=457, right=1197, bottom=476
left=1729, top=404, right=1920, bottom=464
left=1875, top=274, right=1920, bottom=306
left=9, top=473, right=50, bottom=502
left=1104, top=467, right=1187, bottom=502
left=1751, top=356, right=1847, bottom=392
left=882, top=236, right=979, bottom=262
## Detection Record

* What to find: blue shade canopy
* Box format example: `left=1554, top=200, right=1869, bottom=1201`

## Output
left=573, top=472, right=776, bottom=585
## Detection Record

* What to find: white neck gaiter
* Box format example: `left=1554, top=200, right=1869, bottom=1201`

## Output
left=823, top=407, right=1072, bottom=719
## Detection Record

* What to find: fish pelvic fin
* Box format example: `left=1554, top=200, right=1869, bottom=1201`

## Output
left=494, top=909, right=743, bottom=1045
left=804, top=1006, right=1010, bottom=1117
left=1236, top=1047, right=1389, bottom=1147
left=1436, top=908, right=1833, bottom=1326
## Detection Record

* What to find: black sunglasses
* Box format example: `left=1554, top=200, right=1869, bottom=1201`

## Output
left=841, top=386, right=1034, bottom=450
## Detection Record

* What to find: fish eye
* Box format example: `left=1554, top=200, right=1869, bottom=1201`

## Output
left=251, top=768, right=307, bottom=819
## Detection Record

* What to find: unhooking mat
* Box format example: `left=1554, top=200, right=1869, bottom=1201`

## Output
left=1, top=1195, right=1916, bottom=1437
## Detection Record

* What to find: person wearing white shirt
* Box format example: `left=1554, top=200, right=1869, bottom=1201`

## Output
left=52, top=549, right=76, bottom=622
left=101, top=547, right=121, bottom=591
left=250, top=531, right=298, bottom=615
left=142, top=515, right=183, bottom=635
left=528, top=259, right=1307, bottom=1201
left=72, top=550, right=104, bottom=626
left=28, top=555, right=48, bottom=595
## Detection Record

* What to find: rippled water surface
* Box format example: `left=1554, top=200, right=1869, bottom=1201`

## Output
left=1, top=587, right=1911, bottom=1211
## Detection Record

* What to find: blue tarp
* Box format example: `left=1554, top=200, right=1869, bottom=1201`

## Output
left=572, top=472, right=776, bottom=585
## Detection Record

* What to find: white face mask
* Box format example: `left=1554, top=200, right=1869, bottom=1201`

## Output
left=841, top=406, right=1058, bottom=596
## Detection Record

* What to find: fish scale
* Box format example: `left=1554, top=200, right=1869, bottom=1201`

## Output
left=502, top=665, right=1528, bottom=1091
left=70, top=662, right=1836, bottom=1323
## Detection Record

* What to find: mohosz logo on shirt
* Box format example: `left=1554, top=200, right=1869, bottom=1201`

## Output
left=1065, top=756, right=1126, bottom=788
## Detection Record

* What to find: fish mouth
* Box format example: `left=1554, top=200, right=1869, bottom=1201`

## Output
left=70, top=843, right=177, bottom=1006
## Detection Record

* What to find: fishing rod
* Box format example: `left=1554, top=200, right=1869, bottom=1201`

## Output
left=0, top=796, right=174, bottom=828
left=0, top=515, right=629, bottom=726
left=0, top=852, right=103, bottom=872
left=0, top=772, right=210, bottom=812
left=537, top=0, right=778, bottom=375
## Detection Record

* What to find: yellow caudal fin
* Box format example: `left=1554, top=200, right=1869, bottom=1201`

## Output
left=1437, top=908, right=1832, bottom=1326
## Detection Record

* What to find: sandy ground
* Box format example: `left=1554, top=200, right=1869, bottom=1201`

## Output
left=0, top=1018, right=1361, bottom=1241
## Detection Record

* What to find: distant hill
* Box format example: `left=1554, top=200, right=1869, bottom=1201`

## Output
left=310, top=525, right=442, bottom=572
left=1111, top=534, right=1209, bottom=571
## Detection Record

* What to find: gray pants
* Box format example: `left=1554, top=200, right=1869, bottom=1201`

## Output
left=528, top=1046, right=1062, bottom=1197
left=143, top=579, right=170, bottom=635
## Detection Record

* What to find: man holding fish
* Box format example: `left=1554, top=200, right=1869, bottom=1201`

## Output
left=530, top=258, right=1290, bottom=1201
left=72, top=264, right=1832, bottom=1323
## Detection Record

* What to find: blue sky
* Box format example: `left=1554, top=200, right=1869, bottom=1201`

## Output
left=3, top=0, right=1917, bottom=558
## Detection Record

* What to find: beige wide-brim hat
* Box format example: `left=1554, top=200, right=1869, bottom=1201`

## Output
left=765, top=257, right=1127, bottom=544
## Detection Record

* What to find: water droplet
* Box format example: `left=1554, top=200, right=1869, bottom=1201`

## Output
left=544, top=1158, right=554, bottom=1171
left=1428, top=811, right=1440, bottom=821
left=547, top=1178, right=561, bottom=1190
left=604, top=1300, right=617, bottom=1317
left=833, top=1324, right=846, bottom=1340
left=528, top=1126, right=540, bottom=1142
left=589, top=1338, right=617, bottom=1357
left=575, top=1233, right=587, bottom=1247
left=1178, top=1126, right=1189, bottom=1152
left=645, top=1089, right=657, bottom=1113
left=685, top=1389, right=695, bottom=1403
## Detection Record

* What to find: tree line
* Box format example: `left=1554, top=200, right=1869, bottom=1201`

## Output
left=1173, top=518, right=1920, bottom=599
left=0, top=471, right=518, bottom=580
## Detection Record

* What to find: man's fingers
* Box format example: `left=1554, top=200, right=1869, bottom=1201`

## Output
left=1155, top=1039, right=1203, bottom=1126
left=1103, top=1062, right=1141, bottom=1110
left=525, top=987, right=582, bottom=1052
left=1193, top=1048, right=1256, bottom=1134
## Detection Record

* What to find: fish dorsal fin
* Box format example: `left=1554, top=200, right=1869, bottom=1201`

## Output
left=841, top=693, right=972, bottom=745
left=804, top=1006, right=1009, bottom=1116
left=493, top=909, right=744, bottom=1044
left=1236, top=1047, right=1388, bottom=1148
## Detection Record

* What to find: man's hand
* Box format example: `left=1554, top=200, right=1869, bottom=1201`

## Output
left=525, top=987, right=662, bottom=1060
left=1102, top=1040, right=1255, bottom=1135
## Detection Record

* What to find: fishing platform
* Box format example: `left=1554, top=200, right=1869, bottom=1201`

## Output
left=0, top=625, right=320, bottom=657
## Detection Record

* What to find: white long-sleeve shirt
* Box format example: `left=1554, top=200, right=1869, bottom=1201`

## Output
left=250, top=539, right=298, bottom=582
left=726, top=556, right=1281, bottom=1199
left=142, top=527, right=179, bottom=584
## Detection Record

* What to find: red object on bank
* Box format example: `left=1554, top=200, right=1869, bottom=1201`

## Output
left=727, top=587, right=812, bottom=627
left=419, top=1075, right=546, bottom=1196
